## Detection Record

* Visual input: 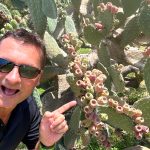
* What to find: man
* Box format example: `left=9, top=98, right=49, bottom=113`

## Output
left=0, top=28, right=77, bottom=149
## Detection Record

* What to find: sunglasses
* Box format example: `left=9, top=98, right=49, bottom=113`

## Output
left=0, top=58, right=41, bottom=79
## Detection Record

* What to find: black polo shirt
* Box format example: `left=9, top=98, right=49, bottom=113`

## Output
left=0, top=96, right=41, bottom=150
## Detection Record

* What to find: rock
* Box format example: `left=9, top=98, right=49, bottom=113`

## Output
left=124, top=145, right=150, bottom=150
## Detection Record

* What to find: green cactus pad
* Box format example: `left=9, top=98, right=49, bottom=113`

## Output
left=65, top=16, right=77, bottom=35
left=44, top=31, right=68, bottom=67
left=11, top=0, right=26, bottom=10
left=139, top=4, right=150, bottom=36
left=133, top=97, right=150, bottom=128
left=98, top=41, right=111, bottom=69
left=0, top=3, right=12, bottom=19
left=108, top=64, right=125, bottom=93
left=121, top=0, right=142, bottom=17
left=121, top=15, right=140, bottom=48
left=64, top=106, right=81, bottom=149
left=71, top=0, right=81, bottom=10
left=42, top=0, right=57, bottom=33
left=99, top=106, right=134, bottom=133
left=84, top=24, right=103, bottom=46
left=144, top=58, right=150, bottom=95
left=98, top=10, right=113, bottom=33
left=26, top=0, right=47, bottom=37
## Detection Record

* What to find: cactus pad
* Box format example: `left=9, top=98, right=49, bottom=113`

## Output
left=133, top=97, right=150, bottom=128
left=84, top=24, right=103, bottom=46
left=99, top=106, right=134, bottom=133
left=139, top=4, right=150, bottom=36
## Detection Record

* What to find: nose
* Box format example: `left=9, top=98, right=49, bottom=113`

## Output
left=4, top=66, right=21, bottom=86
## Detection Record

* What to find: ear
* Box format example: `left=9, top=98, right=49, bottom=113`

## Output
left=36, top=71, right=43, bottom=86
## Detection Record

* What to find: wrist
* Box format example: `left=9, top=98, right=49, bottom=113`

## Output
left=40, top=142, right=54, bottom=149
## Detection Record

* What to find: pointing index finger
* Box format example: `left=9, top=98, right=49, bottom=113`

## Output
left=54, top=101, right=77, bottom=114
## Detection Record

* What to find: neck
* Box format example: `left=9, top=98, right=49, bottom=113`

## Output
left=0, top=107, right=14, bottom=124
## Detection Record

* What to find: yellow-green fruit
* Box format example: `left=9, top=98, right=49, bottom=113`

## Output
left=0, top=28, right=5, bottom=34
left=4, top=23, right=13, bottom=30
left=10, top=19, right=18, bottom=29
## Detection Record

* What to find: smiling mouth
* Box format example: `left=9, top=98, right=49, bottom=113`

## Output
left=1, top=85, right=19, bottom=96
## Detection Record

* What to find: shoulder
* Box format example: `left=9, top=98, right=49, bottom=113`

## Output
left=18, top=96, right=41, bottom=121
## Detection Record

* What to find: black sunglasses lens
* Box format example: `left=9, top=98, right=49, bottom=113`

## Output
left=0, top=58, right=14, bottom=73
left=19, top=65, right=40, bottom=79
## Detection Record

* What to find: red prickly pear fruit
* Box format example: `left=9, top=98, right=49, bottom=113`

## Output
left=108, top=98, right=114, bottom=107
left=96, top=122, right=105, bottom=130
left=95, top=83, right=104, bottom=93
left=95, top=130, right=102, bottom=137
left=95, top=23, right=104, bottom=30
left=143, top=47, right=150, bottom=57
left=98, top=3, right=106, bottom=11
left=94, top=76, right=104, bottom=85
left=134, top=125, right=143, bottom=133
left=133, top=109, right=142, bottom=118
left=106, top=2, right=113, bottom=11
left=101, top=89, right=109, bottom=96
left=73, top=62, right=80, bottom=70
left=89, top=125, right=97, bottom=135
left=81, top=63, right=88, bottom=72
left=135, top=117, right=144, bottom=124
left=85, top=70, right=92, bottom=78
left=116, top=105, right=123, bottom=113
left=62, top=34, right=69, bottom=40
left=92, top=69, right=102, bottom=76
left=75, top=68, right=83, bottom=77
left=67, top=45, right=75, bottom=53
left=109, top=100, right=118, bottom=108
left=102, top=140, right=111, bottom=148
left=99, top=134, right=107, bottom=142
left=84, top=105, right=93, bottom=114
left=76, top=80, right=86, bottom=88
left=70, top=51, right=77, bottom=58
left=89, top=99, right=97, bottom=108
left=123, top=103, right=130, bottom=114
left=110, top=5, right=118, bottom=14
left=135, top=132, right=143, bottom=140
left=142, top=125, right=149, bottom=134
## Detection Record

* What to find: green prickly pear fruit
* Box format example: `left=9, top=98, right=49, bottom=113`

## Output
left=100, top=113, right=108, bottom=121
left=4, top=23, right=13, bottom=30
left=0, top=28, right=5, bottom=34
left=14, top=15, right=21, bottom=23
left=10, top=19, right=18, bottom=29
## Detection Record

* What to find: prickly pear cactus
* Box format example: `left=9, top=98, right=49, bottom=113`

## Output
left=25, top=0, right=47, bottom=37
left=43, top=31, right=68, bottom=68
left=64, top=106, right=81, bottom=149
left=133, top=97, right=150, bottom=128
left=139, top=2, right=150, bottom=36
left=144, top=58, right=150, bottom=95
left=42, top=0, right=57, bottom=34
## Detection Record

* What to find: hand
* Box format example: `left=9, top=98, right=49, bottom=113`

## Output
left=39, top=101, right=77, bottom=146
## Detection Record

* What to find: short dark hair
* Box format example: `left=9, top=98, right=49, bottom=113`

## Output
left=0, top=28, right=46, bottom=69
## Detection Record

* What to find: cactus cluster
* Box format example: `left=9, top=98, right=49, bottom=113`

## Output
left=61, top=32, right=149, bottom=148
left=0, top=3, right=28, bottom=36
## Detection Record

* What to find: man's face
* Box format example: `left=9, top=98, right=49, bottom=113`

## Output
left=0, top=37, right=42, bottom=109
